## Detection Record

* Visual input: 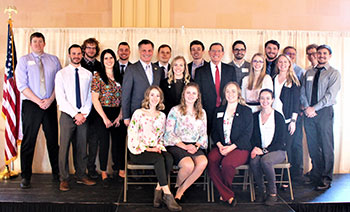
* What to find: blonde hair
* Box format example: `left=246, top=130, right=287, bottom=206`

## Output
left=167, top=56, right=191, bottom=84
left=248, top=53, right=267, bottom=90
left=178, top=82, right=204, bottom=120
left=275, top=54, right=300, bottom=87
left=141, top=86, right=165, bottom=111
left=221, top=81, right=246, bottom=106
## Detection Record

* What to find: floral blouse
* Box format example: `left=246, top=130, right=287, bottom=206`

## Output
left=91, top=72, right=122, bottom=107
left=163, top=106, right=208, bottom=149
left=128, top=109, right=167, bottom=155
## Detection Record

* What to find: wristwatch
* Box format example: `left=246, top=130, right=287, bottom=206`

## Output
left=262, top=148, right=268, bottom=154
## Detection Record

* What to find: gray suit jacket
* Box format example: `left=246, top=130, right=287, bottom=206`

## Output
left=122, top=60, right=162, bottom=119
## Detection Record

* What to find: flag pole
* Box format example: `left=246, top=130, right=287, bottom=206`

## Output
left=1, top=5, right=19, bottom=180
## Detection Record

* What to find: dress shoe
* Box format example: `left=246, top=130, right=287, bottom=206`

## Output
left=153, top=189, right=163, bottom=208
left=228, top=197, right=237, bottom=207
left=59, top=180, right=70, bottom=191
left=163, top=193, right=182, bottom=211
left=52, top=173, right=60, bottom=182
left=88, top=170, right=100, bottom=179
left=102, top=178, right=111, bottom=188
left=20, top=178, right=31, bottom=189
left=76, top=177, right=96, bottom=186
left=316, top=182, right=331, bottom=191
left=265, top=195, right=278, bottom=206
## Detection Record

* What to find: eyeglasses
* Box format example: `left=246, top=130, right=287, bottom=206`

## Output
left=86, top=47, right=97, bottom=50
left=252, top=60, right=264, bottom=64
left=307, top=52, right=317, bottom=56
left=286, top=52, right=296, bottom=56
left=234, top=48, right=246, bottom=52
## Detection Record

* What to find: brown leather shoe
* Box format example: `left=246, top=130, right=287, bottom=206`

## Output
left=163, top=193, right=182, bottom=211
left=153, top=189, right=163, bottom=208
left=59, top=181, right=70, bottom=191
left=76, top=177, right=96, bottom=186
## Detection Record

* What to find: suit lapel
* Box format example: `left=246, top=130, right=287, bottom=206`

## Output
left=152, top=63, right=160, bottom=85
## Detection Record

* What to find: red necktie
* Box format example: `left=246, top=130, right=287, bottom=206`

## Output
left=215, top=65, right=221, bottom=107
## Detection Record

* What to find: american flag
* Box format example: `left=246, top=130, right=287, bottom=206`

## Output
left=1, top=20, right=21, bottom=165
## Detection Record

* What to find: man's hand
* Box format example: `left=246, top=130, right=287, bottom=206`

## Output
left=74, top=113, right=87, bottom=125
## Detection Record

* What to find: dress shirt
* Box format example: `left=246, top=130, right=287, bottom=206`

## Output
left=140, top=60, right=153, bottom=84
left=259, top=111, right=275, bottom=148
left=119, top=61, right=129, bottom=70
left=210, top=61, right=222, bottom=84
left=191, top=59, right=205, bottom=78
left=16, top=52, right=61, bottom=100
left=55, top=64, right=92, bottom=118
left=300, top=63, right=341, bottom=111
left=293, top=63, right=306, bottom=82
left=159, top=63, right=169, bottom=78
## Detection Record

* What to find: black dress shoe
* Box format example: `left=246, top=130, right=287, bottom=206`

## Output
left=316, top=182, right=331, bottom=191
left=88, top=170, right=100, bottom=179
left=102, top=178, right=111, bottom=188
left=228, top=197, right=237, bottom=207
left=20, top=178, right=31, bottom=189
left=52, top=173, right=60, bottom=182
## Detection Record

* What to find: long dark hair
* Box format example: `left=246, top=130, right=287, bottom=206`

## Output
left=99, top=49, right=122, bottom=84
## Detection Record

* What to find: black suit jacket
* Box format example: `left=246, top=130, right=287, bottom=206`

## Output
left=116, top=60, right=133, bottom=82
left=194, top=62, right=236, bottom=132
left=250, top=110, right=287, bottom=152
left=188, top=60, right=209, bottom=79
left=81, top=58, right=101, bottom=74
left=122, top=61, right=162, bottom=119
left=154, top=61, right=170, bottom=80
left=266, top=59, right=277, bottom=78
left=211, top=103, right=253, bottom=150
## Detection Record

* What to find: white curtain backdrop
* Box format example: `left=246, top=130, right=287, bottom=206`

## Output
left=1, top=27, right=348, bottom=174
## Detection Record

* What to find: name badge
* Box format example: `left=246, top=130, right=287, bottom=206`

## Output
left=27, top=61, right=36, bottom=66
left=217, top=112, right=224, bottom=118
left=242, top=68, right=249, bottom=73
left=307, top=76, right=314, bottom=81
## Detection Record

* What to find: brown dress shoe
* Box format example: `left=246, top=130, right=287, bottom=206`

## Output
left=153, top=189, right=163, bottom=208
left=76, top=177, right=96, bottom=186
left=163, top=193, right=182, bottom=211
left=60, top=181, right=70, bottom=191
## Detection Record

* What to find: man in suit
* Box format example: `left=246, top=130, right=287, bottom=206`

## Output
left=117, top=41, right=132, bottom=77
left=122, top=39, right=162, bottom=126
left=265, top=40, right=280, bottom=77
left=228, top=40, right=250, bottom=86
left=195, top=42, right=236, bottom=135
left=80, top=38, right=101, bottom=179
left=188, top=40, right=208, bottom=79
left=154, top=44, right=171, bottom=79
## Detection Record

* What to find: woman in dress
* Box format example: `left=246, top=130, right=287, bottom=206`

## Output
left=91, top=49, right=125, bottom=187
left=208, top=82, right=253, bottom=206
left=272, top=54, right=300, bottom=187
left=164, top=82, right=208, bottom=202
left=241, top=53, right=273, bottom=112
left=160, top=55, right=192, bottom=115
left=250, top=89, right=287, bottom=206
left=128, top=86, right=182, bottom=212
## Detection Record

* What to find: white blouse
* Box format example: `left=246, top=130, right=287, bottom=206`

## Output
left=259, top=111, right=275, bottom=148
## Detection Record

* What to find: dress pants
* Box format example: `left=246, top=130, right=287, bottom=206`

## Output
left=129, top=151, right=173, bottom=186
left=208, top=147, right=249, bottom=201
left=250, top=150, right=286, bottom=195
left=20, top=100, right=59, bottom=180
left=59, top=112, right=88, bottom=181
left=304, top=106, right=334, bottom=184
left=290, top=115, right=304, bottom=177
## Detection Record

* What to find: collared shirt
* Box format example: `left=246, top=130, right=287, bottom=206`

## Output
left=228, top=60, right=250, bottom=86
left=191, top=59, right=205, bottom=78
left=83, top=57, right=96, bottom=65
left=293, top=63, right=306, bottom=82
left=119, top=60, right=129, bottom=71
left=300, top=63, right=341, bottom=111
left=210, top=61, right=222, bottom=84
left=159, top=63, right=169, bottom=78
left=16, top=52, right=61, bottom=100
left=259, top=111, right=275, bottom=149
left=55, top=64, right=92, bottom=118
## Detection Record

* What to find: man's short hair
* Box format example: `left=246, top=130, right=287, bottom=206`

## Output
left=232, top=40, right=246, bottom=50
left=81, top=38, right=100, bottom=57
left=138, top=39, right=154, bottom=49
left=118, top=41, right=130, bottom=48
left=317, top=44, right=332, bottom=54
left=209, top=42, right=224, bottom=52
left=30, top=32, right=45, bottom=43
left=264, top=40, right=280, bottom=49
left=158, top=44, right=172, bottom=53
left=283, top=46, right=296, bottom=54
left=68, top=44, right=82, bottom=54
left=306, top=44, right=318, bottom=53
left=190, top=40, right=205, bottom=51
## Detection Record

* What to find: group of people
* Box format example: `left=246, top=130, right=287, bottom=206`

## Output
left=15, top=31, right=341, bottom=211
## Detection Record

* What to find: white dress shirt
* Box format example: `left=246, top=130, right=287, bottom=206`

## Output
left=210, top=61, right=222, bottom=84
left=55, top=64, right=92, bottom=118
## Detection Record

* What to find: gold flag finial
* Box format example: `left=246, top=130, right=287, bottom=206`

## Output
left=4, top=5, right=18, bottom=20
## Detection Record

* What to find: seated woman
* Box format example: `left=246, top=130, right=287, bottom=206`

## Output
left=241, top=53, right=273, bottom=113
left=208, top=82, right=253, bottom=206
left=164, top=82, right=208, bottom=202
left=160, top=55, right=192, bottom=115
left=250, top=89, right=287, bottom=206
left=128, top=86, right=182, bottom=212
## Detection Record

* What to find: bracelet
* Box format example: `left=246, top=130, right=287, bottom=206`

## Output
left=291, top=119, right=296, bottom=123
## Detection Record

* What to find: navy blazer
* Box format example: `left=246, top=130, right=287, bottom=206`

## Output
left=272, top=77, right=300, bottom=120
left=188, top=60, right=209, bottom=79
left=250, top=110, right=287, bottom=152
left=122, top=61, right=162, bottom=119
left=211, top=103, right=253, bottom=150
left=194, top=62, right=236, bottom=132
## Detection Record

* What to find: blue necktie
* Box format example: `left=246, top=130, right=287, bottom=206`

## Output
left=75, top=68, right=82, bottom=109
